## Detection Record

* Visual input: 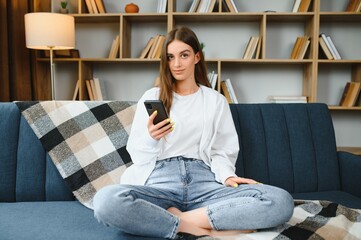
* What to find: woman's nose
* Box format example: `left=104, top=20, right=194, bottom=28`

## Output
left=173, top=57, right=181, bottom=67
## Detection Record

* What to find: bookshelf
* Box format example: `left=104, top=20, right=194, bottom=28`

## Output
left=32, top=0, right=360, bottom=153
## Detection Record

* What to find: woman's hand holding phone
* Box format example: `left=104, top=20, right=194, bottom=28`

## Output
left=147, top=110, right=174, bottom=140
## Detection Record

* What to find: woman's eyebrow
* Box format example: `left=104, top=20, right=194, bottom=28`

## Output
left=167, top=49, right=191, bottom=55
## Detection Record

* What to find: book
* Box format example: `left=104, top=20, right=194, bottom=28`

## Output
left=221, top=81, right=232, bottom=103
left=345, top=0, right=361, bottom=12
left=290, top=36, right=303, bottom=59
left=297, top=38, right=310, bottom=59
left=207, top=71, right=218, bottom=89
left=85, top=80, right=95, bottom=100
left=108, top=35, right=120, bottom=59
left=93, top=78, right=106, bottom=100
left=326, top=36, right=341, bottom=60
left=153, top=35, right=166, bottom=59
left=157, top=0, right=167, bottom=13
left=207, top=0, right=217, bottom=13
left=291, top=36, right=309, bottom=59
left=90, top=0, right=99, bottom=14
left=85, top=0, right=94, bottom=13
left=339, top=82, right=361, bottom=107
left=320, top=33, right=338, bottom=60
left=292, top=0, right=302, bottom=12
left=139, top=37, right=155, bottom=58
left=224, top=0, right=238, bottom=13
left=90, top=79, right=98, bottom=100
left=269, top=96, right=307, bottom=103
left=298, top=0, right=311, bottom=12
left=197, top=0, right=210, bottom=13
left=243, top=36, right=259, bottom=59
left=319, top=36, right=334, bottom=60
left=189, top=0, right=201, bottom=12
left=254, top=36, right=262, bottom=59
left=148, top=35, right=160, bottom=59
left=95, top=0, right=106, bottom=14
left=225, top=78, right=238, bottom=103
left=72, top=80, right=80, bottom=100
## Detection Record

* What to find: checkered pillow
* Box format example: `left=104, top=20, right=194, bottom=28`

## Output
left=16, top=101, right=136, bottom=209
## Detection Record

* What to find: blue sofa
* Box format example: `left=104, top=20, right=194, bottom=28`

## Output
left=1, top=102, right=360, bottom=240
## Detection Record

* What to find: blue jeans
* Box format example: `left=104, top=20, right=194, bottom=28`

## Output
left=93, top=156, right=294, bottom=239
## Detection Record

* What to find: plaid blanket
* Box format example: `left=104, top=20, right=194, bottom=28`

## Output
left=16, top=101, right=136, bottom=209
left=199, top=200, right=361, bottom=240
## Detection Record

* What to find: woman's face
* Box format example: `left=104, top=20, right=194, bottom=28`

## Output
left=167, top=40, right=200, bottom=83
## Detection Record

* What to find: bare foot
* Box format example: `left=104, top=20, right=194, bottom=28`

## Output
left=168, top=207, right=182, bottom=216
left=167, top=207, right=256, bottom=237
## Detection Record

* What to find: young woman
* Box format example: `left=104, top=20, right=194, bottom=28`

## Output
left=93, top=26, right=294, bottom=239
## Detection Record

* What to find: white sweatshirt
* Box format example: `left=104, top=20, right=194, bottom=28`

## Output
left=121, top=85, right=239, bottom=185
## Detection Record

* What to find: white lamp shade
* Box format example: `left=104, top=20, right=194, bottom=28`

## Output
left=25, top=12, right=75, bottom=50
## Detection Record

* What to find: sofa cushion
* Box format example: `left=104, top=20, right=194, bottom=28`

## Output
left=0, top=201, right=161, bottom=240
left=0, top=103, right=73, bottom=202
left=16, top=101, right=136, bottom=209
left=230, top=103, right=341, bottom=193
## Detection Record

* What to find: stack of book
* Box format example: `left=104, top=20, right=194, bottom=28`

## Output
left=345, top=0, right=361, bottom=12
left=223, top=0, right=238, bottom=13
left=84, top=78, right=106, bottom=101
left=188, top=0, right=217, bottom=13
left=292, top=0, right=311, bottom=12
left=290, top=36, right=310, bottom=59
left=139, top=35, right=166, bottom=59
left=221, top=79, right=238, bottom=103
left=108, top=35, right=120, bottom=59
left=243, top=36, right=262, bottom=59
left=339, top=82, right=361, bottom=107
left=85, top=0, right=106, bottom=14
left=207, top=71, right=218, bottom=89
left=269, top=96, right=307, bottom=103
left=319, top=33, right=341, bottom=60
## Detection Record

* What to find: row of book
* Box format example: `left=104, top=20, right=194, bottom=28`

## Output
left=345, top=0, right=361, bottom=12
left=290, top=36, right=310, bottom=60
left=188, top=0, right=217, bottom=13
left=292, top=0, right=312, bottom=12
left=339, top=82, right=361, bottom=107
left=319, top=33, right=341, bottom=60
left=139, top=35, right=166, bottom=59
left=243, top=36, right=262, bottom=60
left=72, top=78, right=106, bottom=101
left=207, top=71, right=218, bottom=89
left=85, top=0, right=106, bottom=14
left=221, top=79, right=238, bottom=103
left=269, top=96, right=307, bottom=103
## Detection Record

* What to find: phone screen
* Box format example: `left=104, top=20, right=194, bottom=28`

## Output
left=144, top=100, right=169, bottom=125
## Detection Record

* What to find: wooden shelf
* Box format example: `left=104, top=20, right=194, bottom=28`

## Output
left=329, top=106, right=361, bottom=111
left=33, top=0, right=360, bottom=148
left=337, top=147, right=361, bottom=155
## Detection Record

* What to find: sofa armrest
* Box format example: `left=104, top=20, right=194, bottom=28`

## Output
left=338, top=151, right=361, bottom=198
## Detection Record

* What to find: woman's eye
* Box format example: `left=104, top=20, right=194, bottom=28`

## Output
left=167, top=55, right=174, bottom=61
left=181, top=54, right=188, bottom=58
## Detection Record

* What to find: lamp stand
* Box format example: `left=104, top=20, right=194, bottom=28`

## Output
left=49, top=47, right=55, bottom=100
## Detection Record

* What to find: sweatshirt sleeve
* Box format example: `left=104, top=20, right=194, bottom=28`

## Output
left=126, top=89, right=161, bottom=166
left=210, top=97, right=240, bottom=184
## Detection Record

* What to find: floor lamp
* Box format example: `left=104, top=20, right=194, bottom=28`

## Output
left=25, top=13, right=75, bottom=100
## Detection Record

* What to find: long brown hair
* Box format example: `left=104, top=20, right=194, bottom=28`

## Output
left=159, top=26, right=211, bottom=113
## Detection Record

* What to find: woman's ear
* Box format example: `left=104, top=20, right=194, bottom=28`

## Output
left=195, top=51, right=201, bottom=64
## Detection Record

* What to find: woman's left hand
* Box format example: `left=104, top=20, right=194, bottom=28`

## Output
left=225, top=176, right=259, bottom=188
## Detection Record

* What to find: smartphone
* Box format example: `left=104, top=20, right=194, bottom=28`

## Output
left=144, top=100, right=169, bottom=125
